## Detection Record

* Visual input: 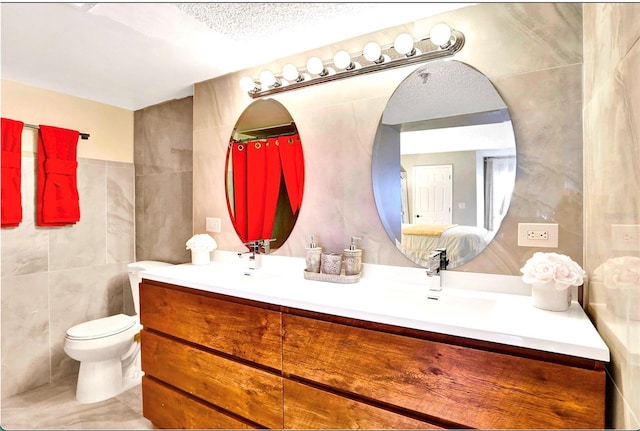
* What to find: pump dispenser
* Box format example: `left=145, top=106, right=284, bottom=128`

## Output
left=305, top=235, right=322, bottom=273
left=343, top=236, right=362, bottom=276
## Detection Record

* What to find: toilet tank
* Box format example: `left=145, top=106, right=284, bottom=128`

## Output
left=127, top=261, right=173, bottom=314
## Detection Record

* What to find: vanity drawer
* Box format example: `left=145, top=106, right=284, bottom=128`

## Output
left=141, top=330, right=283, bottom=429
left=140, top=280, right=282, bottom=370
left=284, top=379, right=442, bottom=429
left=142, top=376, right=254, bottom=429
left=282, top=314, right=605, bottom=429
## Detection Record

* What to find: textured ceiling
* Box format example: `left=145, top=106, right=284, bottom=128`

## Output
left=382, top=60, right=508, bottom=126
left=1, top=2, right=472, bottom=110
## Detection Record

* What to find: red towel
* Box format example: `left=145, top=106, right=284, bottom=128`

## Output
left=1, top=118, right=25, bottom=228
left=37, top=125, right=80, bottom=226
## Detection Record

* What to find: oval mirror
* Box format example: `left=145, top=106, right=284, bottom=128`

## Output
left=372, top=60, right=516, bottom=268
left=226, top=99, right=304, bottom=250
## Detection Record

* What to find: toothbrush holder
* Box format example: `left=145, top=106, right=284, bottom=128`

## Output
left=321, top=252, right=343, bottom=275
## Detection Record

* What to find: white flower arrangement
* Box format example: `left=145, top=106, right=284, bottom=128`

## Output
left=186, top=234, right=218, bottom=251
left=520, top=252, right=586, bottom=290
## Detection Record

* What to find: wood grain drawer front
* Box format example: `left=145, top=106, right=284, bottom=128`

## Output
left=284, top=379, right=442, bottom=429
left=142, top=376, right=254, bottom=429
left=140, top=282, right=281, bottom=370
left=142, top=330, right=283, bottom=429
left=282, top=314, right=605, bottom=430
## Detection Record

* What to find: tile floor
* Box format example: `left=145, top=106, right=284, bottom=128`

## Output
left=0, top=376, right=153, bottom=430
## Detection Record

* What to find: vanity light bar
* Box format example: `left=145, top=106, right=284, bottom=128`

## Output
left=240, top=24, right=465, bottom=99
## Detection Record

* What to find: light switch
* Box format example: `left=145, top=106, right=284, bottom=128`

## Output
left=206, top=217, right=221, bottom=233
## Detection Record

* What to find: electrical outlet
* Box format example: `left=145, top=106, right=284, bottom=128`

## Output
left=206, top=217, right=221, bottom=233
left=611, top=224, right=640, bottom=250
left=518, top=223, right=558, bottom=247
left=527, top=230, right=549, bottom=240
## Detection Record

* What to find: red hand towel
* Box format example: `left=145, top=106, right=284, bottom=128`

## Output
left=1, top=118, right=25, bottom=228
left=37, top=125, right=80, bottom=226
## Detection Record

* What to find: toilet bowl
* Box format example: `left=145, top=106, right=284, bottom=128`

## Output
left=64, top=260, right=172, bottom=403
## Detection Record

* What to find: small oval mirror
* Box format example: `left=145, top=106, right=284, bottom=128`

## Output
left=372, top=60, right=516, bottom=268
left=226, top=99, right=304, bottom=250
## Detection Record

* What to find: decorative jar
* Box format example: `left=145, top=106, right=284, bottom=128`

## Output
left=531, top=281, right=571, bottom=312
left=186, top=234, right=217, bottom=266
left=190, top=248, right=211, bottom=266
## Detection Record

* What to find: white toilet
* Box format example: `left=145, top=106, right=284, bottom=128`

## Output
left=64, top=260, right=172, bottom=404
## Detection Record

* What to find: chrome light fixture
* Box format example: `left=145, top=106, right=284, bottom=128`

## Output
left=394, top=33, right=419, bottom=57
left=333, top=50, right=361, bottom=71
left=239, top=23, right=465, bottom=98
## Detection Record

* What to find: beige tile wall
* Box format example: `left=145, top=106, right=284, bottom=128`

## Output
left=1, top=158, right=135, bottom=398
left=583, top=3, right=640, bottom=429
left=134, top=97, right=193, bottom=264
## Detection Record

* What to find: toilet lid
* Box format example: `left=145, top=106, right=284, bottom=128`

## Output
left=66, top=314, right=137, bottom=340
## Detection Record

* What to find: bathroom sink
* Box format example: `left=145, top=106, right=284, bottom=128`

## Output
left=207, top=267, right=281, bottom=288
left=356, top=280, right=498, bottom=322
left=420, top=292, right=496, bottom=320
left=282, top=276, right=498, bottom=325
left=144, top=262, right=283, bottom=292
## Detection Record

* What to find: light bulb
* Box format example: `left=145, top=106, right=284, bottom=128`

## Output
left=333, top=50, right=353, bottom=70
left=306, top=56, right=325, bottom=75
left=394, top=33, right=415, bottom=56
left=239, top=76, right=257, bottom=92
left=282, top=63, right=301, bottom=82
left=430, top=23, right=452, bottom=47
left=259, top=70, right=276, bottom=88
left=363, top=42, right=383, bottom=63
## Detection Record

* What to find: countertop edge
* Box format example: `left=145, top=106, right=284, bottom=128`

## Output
left=139, top=261, right=610, bottom=363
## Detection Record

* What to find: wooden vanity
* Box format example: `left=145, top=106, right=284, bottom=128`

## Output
left=139, top=277, right=606, bottom=429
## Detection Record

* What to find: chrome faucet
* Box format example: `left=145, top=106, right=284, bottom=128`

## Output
left=238, top=239, right=276, bottom=273
left=426, top=248, right=448, bottom=295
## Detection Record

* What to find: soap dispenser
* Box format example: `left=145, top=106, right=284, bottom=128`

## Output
left=305, top=235, right=322, bottom=273
left=343, top=237, right=362, bottom=276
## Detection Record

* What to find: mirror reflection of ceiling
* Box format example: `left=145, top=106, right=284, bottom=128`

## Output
left=234, top=99, right=294, bottom=137
left=382, top=61, right=507, bottom=126
left=401, top=122, right=516, bottom=154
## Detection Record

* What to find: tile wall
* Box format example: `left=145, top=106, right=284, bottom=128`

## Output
left=1, top=157, right=135, bottom=398
left=583, top=3, right=640, bottom=428
left=134, top=97, right=193, bottom=264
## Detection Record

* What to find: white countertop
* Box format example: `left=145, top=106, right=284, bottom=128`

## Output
left=139, top=253, right=610, bottom=362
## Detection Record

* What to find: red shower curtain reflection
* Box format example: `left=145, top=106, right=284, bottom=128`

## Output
left=278, top=133, right=304, bottom=214
left=230, top=141, right=248, bottom=241
left=262, top=138, right=282, bottom=239
left=228, top=134, right=300, bottom=244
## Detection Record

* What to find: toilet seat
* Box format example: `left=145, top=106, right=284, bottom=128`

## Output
left=66, top=314, right=137, bottom=340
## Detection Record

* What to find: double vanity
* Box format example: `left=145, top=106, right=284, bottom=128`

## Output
left=138, top=252, right=608, bottom=429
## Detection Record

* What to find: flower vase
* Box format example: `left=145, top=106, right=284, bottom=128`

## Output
left=191, top=248, right=210, bottom=265
left=531, top=281, right=571, bottom=311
